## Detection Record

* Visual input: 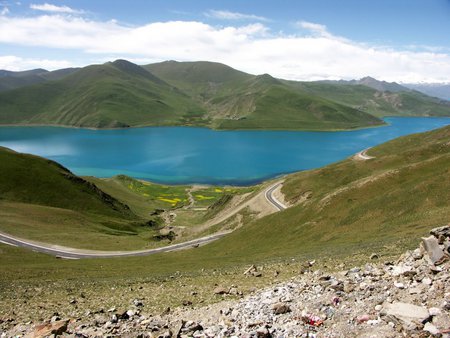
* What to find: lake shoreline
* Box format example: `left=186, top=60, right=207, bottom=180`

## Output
left=0, top=120, right=388, bottom=132
left=1, top=117, right=449, bottom=186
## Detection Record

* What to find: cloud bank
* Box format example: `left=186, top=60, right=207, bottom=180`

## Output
left=0, top=12, right=449, bottom=83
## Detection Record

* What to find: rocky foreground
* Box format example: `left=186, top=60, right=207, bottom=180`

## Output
left=2, top=225, right=450, bottom=338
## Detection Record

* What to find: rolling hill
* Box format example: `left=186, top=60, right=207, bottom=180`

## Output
left=0, top=60, right=449, bottom=130
left=0, top=146, right=168, bottom=250
left=0, top=60, right=205, bottom=128
left=0, top=146, right=132, bottom=216
left=205, top=124, right=450, bottom=262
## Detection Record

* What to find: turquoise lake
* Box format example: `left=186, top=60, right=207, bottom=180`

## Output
left=0, top=117, right=449, bottom=185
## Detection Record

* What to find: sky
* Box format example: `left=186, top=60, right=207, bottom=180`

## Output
left=1, top=0, right=450, bottom=83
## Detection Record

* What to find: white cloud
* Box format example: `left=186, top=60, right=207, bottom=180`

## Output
left=297, top=20, right=331, bottom=37
left=1, top=6, right=9, bottom=15
left=0, top=55, right=74, bottom=70
left=0, top=15, right=449, bottom=83
left=205, top=9, right=269, bottom=21
left=30, top=3, right=81, bottom=14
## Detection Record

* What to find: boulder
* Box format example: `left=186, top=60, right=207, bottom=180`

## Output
left=272, top=302, right=291, bottom=315
left=421, top=236, right=445, bottom=264
left=213, top=286, right=229, bottom=295
left=430, top=225, right=450, bottom=238
left=32, top=319, right=69, bottom=338
left=382, top=302, right=429, bottom=327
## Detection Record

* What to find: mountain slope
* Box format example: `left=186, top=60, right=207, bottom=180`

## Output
left=0, top=60, right=449, bottom=130
left=147, top=61, right=384, bottom=130
left=404, top=83, right=450, bottom=101
left=198, top=125, right=450, bottom=262
left=0, top=60, right=205, bottom=128
left=0, top=68, right=78, bottom=92
left=290, top=81, right=450, bottom=118
left=353, top=76, right=409, bottom=92
left=0, top=146, right=132, bottom=216
left=0, top=146, right=185, bottom=250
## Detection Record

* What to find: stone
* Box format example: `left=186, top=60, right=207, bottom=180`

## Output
left=256, top=327, right=272, bottom=338
left=391, top=264, right=413, bottom=277
left=32, top=319, right=69, bottom=338
left=422, top=277, right=432, bottom=286
left=383, top=302, right=429, bottom=327
left=133, top=299, right=144, bottom=307
left=423, top=322, right=439, bottom=335
left=394, top=282, right=405, bottom=289
left=370, top=253, right=379, bottom=260
left=408, top=287, right=422, bottom=295
left=412, top=248, right=423, bottom=260
left=356, top=314, right=370, bottom=323
left=430, top=225, right=450, bottom=238
left=428, top=307, right=441, bottom=316
left=421, top=236, right=445, bottom=264
left=214, top=287, right=229, bottom=295
left=272, top=302, right=291, bottom=315
left=182, top=321, right=203, bottom=333
left=244, top=265, right=257, bottom=275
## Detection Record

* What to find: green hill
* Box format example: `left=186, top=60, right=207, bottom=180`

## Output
left=0, top=60, right=450, bottom=130
left=0, top=146, right=172, bottom=250
left=0, top=60, right=205, bottom=128
left=0, top=146, right=132, bottom=216
left=204, top=125, right=450, bottom=262
left=147, top=61, right=384, bottom=130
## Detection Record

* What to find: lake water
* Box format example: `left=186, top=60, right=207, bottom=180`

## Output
left=0, top=117, right=449, bottom=185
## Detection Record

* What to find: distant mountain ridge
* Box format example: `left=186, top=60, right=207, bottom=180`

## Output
left=403, top=83, right=450, bottom=101
left=0, top=67, right=79, bottom=92
left=0, top=60, right=449, bottom=130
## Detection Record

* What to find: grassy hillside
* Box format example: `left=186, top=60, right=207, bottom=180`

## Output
left=223, top=124, right=450, bottom=260
left=0, top=148, right=254, bottom=250
left=1, top=60, right=449, bottom=130
left=0, top=147, right=132, bottom=216
left=0, top=60, right=206, bottom=128
left=147, top=61, right=384, bottom=130
left=291, top=81, right=450, bottom=118
left=0, top=147, right=178, bottom=250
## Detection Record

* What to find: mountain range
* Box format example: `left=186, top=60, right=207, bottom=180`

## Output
left=0, top=60, right=449, bottom=130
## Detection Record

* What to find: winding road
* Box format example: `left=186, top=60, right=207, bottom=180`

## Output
left=355, top=148, right=375, bottom=160
left=264, top=182, right=287, bottom=211
left=0, top=230, right=232, bottom=259
left=0, top=183, right=286, bottom=259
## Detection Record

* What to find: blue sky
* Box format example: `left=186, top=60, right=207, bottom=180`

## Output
left=1, top=0, right=450, bottom=82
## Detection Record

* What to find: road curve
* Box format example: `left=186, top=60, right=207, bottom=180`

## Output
left=0, top=183, right=287, bottom=259
left=355, top=148, right=375, bottom=160
left=265, top=182, right=287, bottom=211
left=0, top=230, right=231, bottom=259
